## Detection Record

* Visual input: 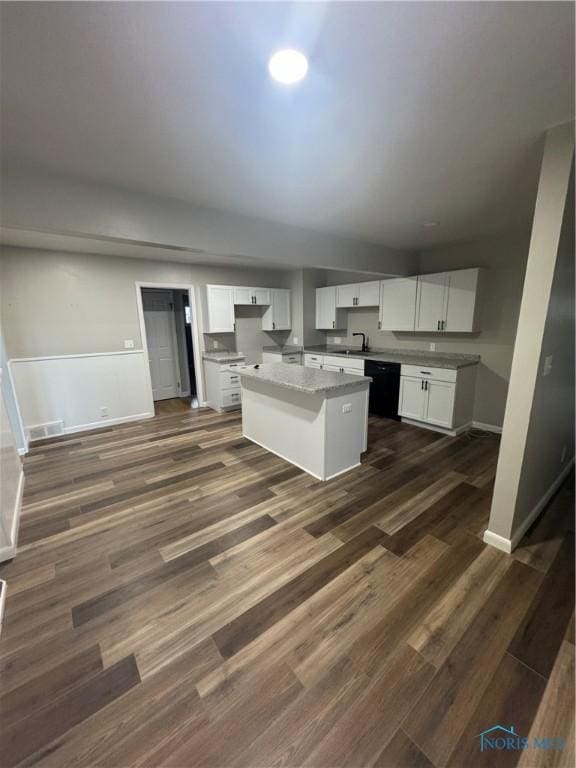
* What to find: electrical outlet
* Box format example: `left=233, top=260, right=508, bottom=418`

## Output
left=342, top=403, right=352, bottom=413
left=214, top=340, right=220, bottom=349
left=429, top=342, right=436, bottom=351
left=123, top=339, right=134, bottom=349
left=293, top=336, right=299, bottom=345
left=100, top=406, right=108, bottom=417
left=543, top=355, right=553, bottom=376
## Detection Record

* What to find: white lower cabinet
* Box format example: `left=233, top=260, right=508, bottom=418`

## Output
left=398, top=364, right=476, bottom=431
left=204, top=359, right=245, bottom=411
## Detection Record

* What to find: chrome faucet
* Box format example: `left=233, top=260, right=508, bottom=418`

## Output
left=352, top=332, right=368, bottom=352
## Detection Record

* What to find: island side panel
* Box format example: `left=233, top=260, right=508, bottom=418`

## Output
left=324, top=384, right=371, bottom=480
left=240, top=379, right=327, bottom=479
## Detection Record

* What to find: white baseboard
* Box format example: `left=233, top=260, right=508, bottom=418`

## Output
left=472, top=421, right=503, bottom=434
left=400, top=417, right=472, bottom=437
left=482, top=529, right=512, bottom=554
left=0, top=468, right=24, bottom=563
left=483, top=458, right=574, bottom=554
left=62, top=412, right=154, bottom=436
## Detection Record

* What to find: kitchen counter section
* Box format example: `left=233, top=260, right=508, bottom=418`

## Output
left=238, top=364, right=371, bottom=481
left=304, top=346, right=480, bottom=370
left=202, top=351, right=246, bottom=363
left=237, top=363, right=372, bottom=394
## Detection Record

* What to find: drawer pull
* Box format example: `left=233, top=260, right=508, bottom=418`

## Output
left=420, top=371, right=431, bottom=375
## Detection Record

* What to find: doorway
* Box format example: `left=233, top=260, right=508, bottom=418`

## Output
left=137, top=285, right=201, bottom=411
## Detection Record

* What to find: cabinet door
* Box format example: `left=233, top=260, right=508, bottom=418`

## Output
left=253, top=288, right=271, bottom=306
left=263, top=289, right=291, bottom=330
left=206, top=286, right=235, bottom=333
left=357, top=281, right=380, bottom=307
left=316, top=287, right=336, bottom=329
left=233, top=287, right=253, bottom=306
left=424, top=380, right=456, bottom=428
left=336, top=283, right=358, bottom=308
left=323, top=364, right=342, bottom=372
left=415, top=273, right=449, bottom=331
left=398, top=376, right=427, bottom=421
left=379, top=277, right=417, bottom=331
left=444, top=269, right=480, bottom=332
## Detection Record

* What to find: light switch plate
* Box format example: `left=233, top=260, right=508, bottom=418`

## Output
left=293, top=336, right=299, bottom=345
left=124, top=339, right=135, bottom=349
left=429, top=342, right=436, bottom=351
left=543, top=355, right=553, bottom=376
left=342, top=403, right=352, bottom=413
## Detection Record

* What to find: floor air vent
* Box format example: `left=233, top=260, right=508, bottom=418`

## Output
left=26, top=421, right=64, bottom=441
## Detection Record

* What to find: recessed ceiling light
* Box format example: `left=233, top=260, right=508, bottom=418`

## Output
left=268, top=49, right=308, bottom=85
left=422, top=221, right=439, bottom=228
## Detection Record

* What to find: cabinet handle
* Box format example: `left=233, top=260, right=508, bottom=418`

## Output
left=437, top=320, right=440, bottom=330
left=273, top=321, right=276, bottom=330
left=233, top=322, right=236, bottom=331
left=378, top=320, right=381, bottom=329
left=332, top=320, right=335, bottom=328
left=442, top=320, right=446, bottom=330
left=420, top=371, right=431, bottom=375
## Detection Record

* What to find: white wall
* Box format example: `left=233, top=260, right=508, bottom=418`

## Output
left=323, top=236, right=530, bottom=427
left=485, top=121, right=574, bottom=552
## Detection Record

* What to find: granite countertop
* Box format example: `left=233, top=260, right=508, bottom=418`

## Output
left=237, top=363, right=372, bottom=394
left=303, top=345, right=480, bottom=370
left=202, top=351, right=246, bottom=363
left=261, top=345, right=303, bottom=354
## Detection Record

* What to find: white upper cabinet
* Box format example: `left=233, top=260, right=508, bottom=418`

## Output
left=444, top=268, right=482, bottom=332
left=336, top=281, right=380, bottom=308
left=357, top=281, right=381, bottom=307
left=336, top=283, right=358, bottom=308
left=315, top=286, right=346, bottom=330
left=379, top=277, right=417, bottom=331
left=262, top=289, right=291, bottom=331
left=233, top=287, right=271, bottom=306
left=415, top=269, right=482, bottom=332
left=204, top=285, right=235, bottom=333
left=415, top=273, right=449, bottom=332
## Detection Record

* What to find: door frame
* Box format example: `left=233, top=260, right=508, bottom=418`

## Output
left=135, top=282, right=205, bottom=411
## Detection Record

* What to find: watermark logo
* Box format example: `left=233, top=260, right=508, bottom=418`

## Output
left=478, top=725, right=565, bottom=753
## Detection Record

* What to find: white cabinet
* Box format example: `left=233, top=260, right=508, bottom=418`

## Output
left=415, top=273, right=449, bottom=332
left=357, top=281, right=381, bottom=307
left=415, top=269, right=482, bottom=332
left=444, top=268, right=482, bottom=332
left=262, top=289, right=291, bottom=331
left=262, top=351, right=302, bottom=364
left=398, top=363, right=477, bottom=432
left=233, top=287, right=271, bottom=306
left=304, top=354, right=364, bottom=376
left=336, top=281, right=380, bottom=308
left=204, top=285, right=235, bottom=333
left=379, top=277, right=417, bottom=331
left=304, top=353, right=323, bottom=368
left=204, top=358, right=245, bottom=411
left=336, top=284, right=358, bottom=308
left=315, top=287, right=346, bottom=330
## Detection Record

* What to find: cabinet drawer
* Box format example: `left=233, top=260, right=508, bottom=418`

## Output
left=220, top=370, right=241, bottom=389
left=219, top=361, right=244, bottom=372
left=222, top=389, right=242, bottom=408
left=283, top=354, right=302, bottom=364
left=400, top=364, right=457, bottom=383
left=304, top=354, right=324, bottom=366
left=323, top=355, right=364, bottom=372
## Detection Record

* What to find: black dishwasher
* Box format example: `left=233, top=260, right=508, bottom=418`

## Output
left=365, top=361, right=401, bottom=419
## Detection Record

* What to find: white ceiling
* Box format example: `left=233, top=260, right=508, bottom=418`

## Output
left=1, top=2, right=573, bottom=250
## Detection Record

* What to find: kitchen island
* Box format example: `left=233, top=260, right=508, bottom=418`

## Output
left=238, top=363, right=372, bottom=481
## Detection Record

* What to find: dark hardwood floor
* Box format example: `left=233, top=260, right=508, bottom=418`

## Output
left=0, top=407, right=573, bottom=767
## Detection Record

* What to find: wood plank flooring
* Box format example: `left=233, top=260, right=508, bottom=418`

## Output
left=0, top=404, right=573, bottom=767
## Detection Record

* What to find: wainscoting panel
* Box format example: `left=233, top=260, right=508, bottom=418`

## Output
left=10, top=351, right=154, bottom=437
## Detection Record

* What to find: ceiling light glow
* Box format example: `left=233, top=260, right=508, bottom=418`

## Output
left=268, top=49, right=308, bottom=85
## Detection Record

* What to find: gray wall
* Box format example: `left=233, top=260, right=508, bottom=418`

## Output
left=324, top=234, right=530, bottom=427
left=1, top=166, right=418, bottom=275
left=0, top=247, right=293, bottom=361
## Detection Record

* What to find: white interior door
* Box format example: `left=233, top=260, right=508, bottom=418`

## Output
left=143, top=291, right=180, bottom=401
